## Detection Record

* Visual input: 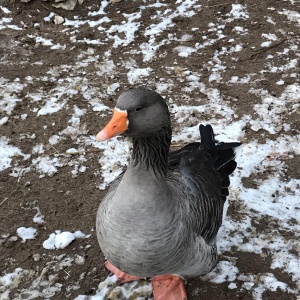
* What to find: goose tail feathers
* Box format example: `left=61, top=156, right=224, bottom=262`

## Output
left=199, top=124, right=241, bottom=202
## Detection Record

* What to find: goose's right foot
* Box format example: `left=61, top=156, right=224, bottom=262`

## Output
left=152, top=274, right=187, bottom=300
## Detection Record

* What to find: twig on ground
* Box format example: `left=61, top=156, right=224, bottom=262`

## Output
left=171, top=143, right=186, bottom=148
left=250, top=39, right=287, bottom=58
left=49, top=273, right=60, bottom=286
left=50, top=144, right=60, bottom=154
left=0, top=198, right=8, bottom=207
left=41, top=3, right=48, bottom=9
left=241, top=39, right=287, bottom=61
left=204, top=2, right=232, bottom=8
left=10, top=185, right=20, bottom=196
left=91, top=273, right=103, bottom=280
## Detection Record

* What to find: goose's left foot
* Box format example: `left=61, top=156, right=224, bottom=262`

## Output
left=152, top=274, right=187, bottom=300
left=105, top=261, right=142, bottom=283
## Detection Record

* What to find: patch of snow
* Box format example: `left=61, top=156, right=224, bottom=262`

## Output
left=249, top=84, right=299, bottom=133
left=175, top=46, right=197, bottom=57
left=75, top=274, right=152, bottom=300
left=33, top=207, right=45, bottom=224
left=32, top=156, right=62, bottom=177
left=43, top=230, right=88, bottom=250
left=264, top=58, right=298, bottom=73
left=203, top=260, right=239, bottom=283
left=0, top=78, right=26, bottom=114
left=44, top=12, right=55, bottom=22
left=0, top=116, right=8, bottom=125
left=32, top=144, right=45, bottom=154
left=227, top=4, right=249, bottom=20
left=89, top=137, right=130, bottom=190
left=49, top=135, right=61, bottom=145
left=88, top=0, right=109, bottom=16
left=127, top=68, right=152, bottom=84
left=107, top=12, right=141, bottom=48
left=60, top=106, right=87, bottom=137
left=233, top=26, right=247, bottom=33
left=0, top=137, right=29, bottom=172
left=0, top=17, right=22, bottom=30
left=262, top=33, right=278, bottom=41
left=37, top=97, right=66, bottom=116
left=35, top=36, right=54, bottom=46
left=252, top=274, right=294, bottom=300
left=107, top=82, right=120, bottom=95
left=0, top=268, right=26, bottom=287
left=16, top=227, right=37, bottom=242
left=279, top=9, right=300, bottom=26
left=261, top=41, right=272, bottom=47
left=0, top=6, right=11, bottom=14
left=228, top=282, right=237, bottom=289
left=276, top=79, right=284, bottom=85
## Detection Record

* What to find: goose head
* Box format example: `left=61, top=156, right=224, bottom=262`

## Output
left=96, top=88, right=171, bottom=141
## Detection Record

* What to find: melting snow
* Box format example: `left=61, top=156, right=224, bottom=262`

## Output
left=16, top=227, right=37, bottom=242
left=227, top=4, right=249, bottom=20
left=0, top=137, right=29, bottom=171
left=43, top=230, right=89, bottom=250
left=33, top=207, right=45, bottom=224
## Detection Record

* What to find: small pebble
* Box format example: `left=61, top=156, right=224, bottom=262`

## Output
left=54, top=15, right=64, bottom=25
left=32, top=253, right=41, bottom=262
left=75, top=255, right=85, bottom=265
left=9, top=236, right=18, bottom=242
left=228, top=282, right=237, bottom=289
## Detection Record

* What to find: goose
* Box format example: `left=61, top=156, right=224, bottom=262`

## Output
left=95, top=88, right=241, bottom=300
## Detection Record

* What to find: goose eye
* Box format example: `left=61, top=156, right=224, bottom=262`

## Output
left=135, top=106, right=143, bottom=112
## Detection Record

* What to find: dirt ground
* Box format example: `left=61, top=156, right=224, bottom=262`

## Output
left=0, top=0, right=299, bottom=299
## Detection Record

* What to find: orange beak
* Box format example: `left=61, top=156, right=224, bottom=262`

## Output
left=96, top=108, right=128, bottom=142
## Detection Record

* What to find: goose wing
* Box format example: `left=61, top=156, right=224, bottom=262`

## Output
left=168, top=125, right=241, bottom=243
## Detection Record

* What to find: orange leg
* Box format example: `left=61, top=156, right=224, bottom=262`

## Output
left=105, top=261, right=142, bottom=283
left=152, top=274, right=187, bottom=300
left=105, top=261, right=187, bottom=300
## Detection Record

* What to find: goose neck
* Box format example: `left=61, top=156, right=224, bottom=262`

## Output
left=131, top=127, right=171, bottom=176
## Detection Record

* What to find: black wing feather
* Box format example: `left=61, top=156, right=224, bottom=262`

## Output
left=168, top=124, right=241, bottom=243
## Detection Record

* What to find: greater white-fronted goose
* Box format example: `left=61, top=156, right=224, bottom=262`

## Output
left=96, top=88, right=241, bottom=300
